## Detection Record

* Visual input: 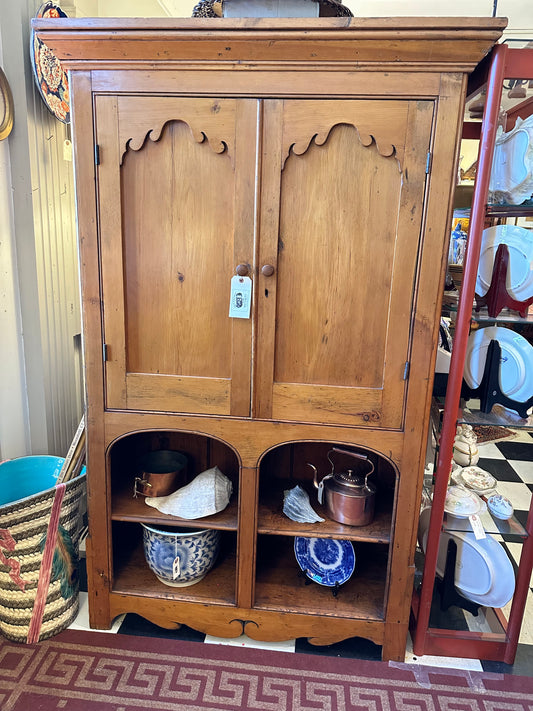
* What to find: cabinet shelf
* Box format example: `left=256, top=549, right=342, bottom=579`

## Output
left=111, top=486, right=239, bottom=531
left=253, top=536, right=387, bottom=620
left=257, top=485, right=392, bottom=544
left=112, top=534, right=237, bottom=606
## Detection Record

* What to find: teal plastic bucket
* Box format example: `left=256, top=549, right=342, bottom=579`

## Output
left=0, top=455, right=66, bottom=507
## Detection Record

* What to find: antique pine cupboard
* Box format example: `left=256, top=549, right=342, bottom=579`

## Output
left=33, top=17, right=505, bottom=661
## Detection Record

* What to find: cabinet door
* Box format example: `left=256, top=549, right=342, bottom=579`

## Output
left=95, top=96, right=258, bottom=416
left=255, top=99, right=434, bottom=428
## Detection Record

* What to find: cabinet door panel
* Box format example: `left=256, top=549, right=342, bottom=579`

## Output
left=96, top=96, right=257, bottom=415
left=255, top=99, right=434, bottom=428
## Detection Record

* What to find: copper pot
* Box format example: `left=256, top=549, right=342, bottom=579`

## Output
left=133, top=450, right=188, bottom=498
left=309, top=448, right=376, bottom=526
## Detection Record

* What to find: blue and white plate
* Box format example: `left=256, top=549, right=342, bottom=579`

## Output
left=294, top=537, right=355, bottom=587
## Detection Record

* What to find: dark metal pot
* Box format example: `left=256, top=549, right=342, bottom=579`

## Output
left=309, top=447, right=376, bottom=526
left=134, top=450, right=188, bottom=498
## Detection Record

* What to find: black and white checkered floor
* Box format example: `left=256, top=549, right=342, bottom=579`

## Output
left=72, top=431, right=533, bottom=676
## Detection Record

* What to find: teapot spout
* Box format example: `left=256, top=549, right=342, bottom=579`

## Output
left=307, top=463, right=320, bottom=489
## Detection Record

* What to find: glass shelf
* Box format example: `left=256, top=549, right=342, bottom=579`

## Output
left=471, top=306, right=533, bottom=324
left=442, top=509, right=528, bottom=538
left=421, top=485, right=528, bottom=539
left=459, top=400, right=533, bottom=428
left=485, top=203, right=533, bottom=218
left=432, top=397, right=533, bottom=429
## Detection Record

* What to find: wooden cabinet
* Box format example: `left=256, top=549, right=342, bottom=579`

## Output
left=34, top=17, right=505, bottom=661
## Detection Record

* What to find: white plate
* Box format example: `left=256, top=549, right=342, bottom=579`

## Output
left=464, top=326, right=533, bottom=401
left=476, top=225, right=533, bottom=300
left=454, top=466, right=497, bottom=494
left=489, top=115, right=533, bottom=206
left=458, top=534, right=515, bottom=609
left=419, top=510, right=515, bottom=608
left=421, top=526, right=494, bottom=597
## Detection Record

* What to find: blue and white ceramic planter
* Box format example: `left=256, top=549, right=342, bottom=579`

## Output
left=141, top=524, right=221, bottom=587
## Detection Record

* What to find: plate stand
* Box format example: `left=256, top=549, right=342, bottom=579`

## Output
left=462, top=339, right=533, bottom=418
left=297, top=569, right=343, bottom=597
left=436, top=539, right=481, bottom=615
left=474, top=243, right=533, bottom=317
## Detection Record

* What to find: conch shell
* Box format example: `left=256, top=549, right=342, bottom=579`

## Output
left=283, top=485, right=324, bottom=523
left=144, top=466, right=232, bottom=519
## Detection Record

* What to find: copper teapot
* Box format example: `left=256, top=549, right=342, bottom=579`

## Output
left=308, top=447, right=376, bottom=526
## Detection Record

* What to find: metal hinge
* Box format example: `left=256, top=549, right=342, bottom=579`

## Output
left=425, top=151, right=432, bottom=174
left=102, top=343, right=108, bottom=362
left=403, top=361, right=410, bottom=380
left=95, top=144, right=100, bottom=165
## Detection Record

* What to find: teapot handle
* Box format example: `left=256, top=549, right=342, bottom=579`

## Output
left=327, top=448, right=375, bottom=487
left=329, top=447, right=368, bottom=461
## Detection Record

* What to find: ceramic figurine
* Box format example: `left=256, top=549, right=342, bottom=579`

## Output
left=453, top=424, right=479, bottom=466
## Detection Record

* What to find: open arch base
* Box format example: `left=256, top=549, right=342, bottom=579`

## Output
left=94, top=420, right=402, bottom=658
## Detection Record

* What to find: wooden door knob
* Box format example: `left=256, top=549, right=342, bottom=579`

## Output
left=261, top=264, right=275, bottom=277
left=236, top=264, right=249, bottom=276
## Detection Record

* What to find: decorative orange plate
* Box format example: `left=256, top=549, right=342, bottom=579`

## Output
left=31, top=2, right=70, bottom=124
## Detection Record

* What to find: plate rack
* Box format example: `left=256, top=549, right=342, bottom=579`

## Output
left=411, top=42, right=533, bottom=665
left=461, top=338, right=533, bottom=418
left=475, top=242, right=533, bottom=317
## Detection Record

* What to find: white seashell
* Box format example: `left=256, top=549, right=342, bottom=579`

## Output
left=283, top=485, right=325, bottom=523
left=144, top=466, right=232, bottom=519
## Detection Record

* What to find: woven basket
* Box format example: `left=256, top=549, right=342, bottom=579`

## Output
left=0, top=471, right=86, bottom=643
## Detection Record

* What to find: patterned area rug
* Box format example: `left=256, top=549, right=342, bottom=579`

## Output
left=0, top=629, right=532, bottom=710
left=473, top=425, right=516, bottom=443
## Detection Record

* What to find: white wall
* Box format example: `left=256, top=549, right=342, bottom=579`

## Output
left=0, top=1, right=82, bottom=460
left=0, top=31, right=30, bottom=460
left=70, top=0, right=533, bottom=37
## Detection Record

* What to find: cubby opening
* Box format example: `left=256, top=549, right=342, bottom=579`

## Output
left=108, top=429, right=240, bottom=530
left=254, top=534, right=388, bottom=619
left=257, top=441, right=398, bottom=542
left=111, top=521, right=237, bottom=605
left=107, top=431, right=240, bottom=605
left=254, top=441, right=399, bottom=618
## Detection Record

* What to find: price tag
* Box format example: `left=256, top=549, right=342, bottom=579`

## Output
left=468, top=514, right=486, bottom=540
left=229, top=276, right=252, bottom=319
left=173, top=556, right=181, bottom=580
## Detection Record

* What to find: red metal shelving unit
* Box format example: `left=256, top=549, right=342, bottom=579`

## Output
left=411, top=42, right=533, bottom=665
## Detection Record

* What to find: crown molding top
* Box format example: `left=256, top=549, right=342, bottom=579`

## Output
left=31, top=17, right=507, bottom=73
